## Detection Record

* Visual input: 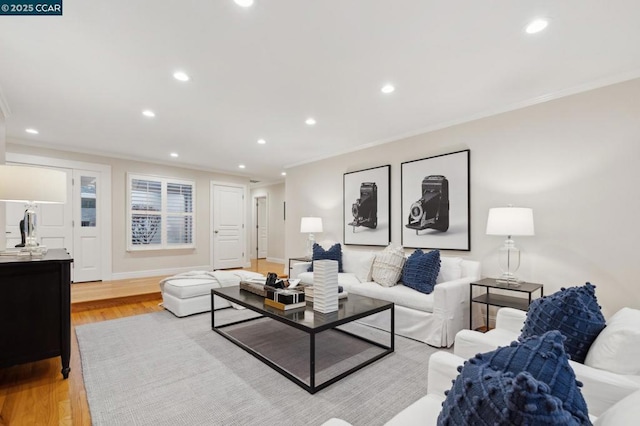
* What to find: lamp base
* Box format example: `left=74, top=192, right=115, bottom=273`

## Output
left=20, top=245, right=48, bottom=257
left=496, top=272, right=522, bottom=287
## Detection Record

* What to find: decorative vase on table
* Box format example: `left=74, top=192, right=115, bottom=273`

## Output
left=313, top=259, right=339, bottom=313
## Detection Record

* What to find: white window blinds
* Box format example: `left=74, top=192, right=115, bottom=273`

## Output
left=127, top=174, right=195, bottom=250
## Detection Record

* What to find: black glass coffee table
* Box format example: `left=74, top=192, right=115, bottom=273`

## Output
left=211, top=286, right=394, bottom=394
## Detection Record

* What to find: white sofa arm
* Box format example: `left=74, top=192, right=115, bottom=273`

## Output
left=453, top=329, right=516, bottom=360
left=570, top=361, right=640, bottom=417
left=289, top=261, right=311, bottom=279
left=433, top=276, right=475, bottom=347
left=495, top=307, right=527, bottom=333
left=428, top=351, right=465, bottom=397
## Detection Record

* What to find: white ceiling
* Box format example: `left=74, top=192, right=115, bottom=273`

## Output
left=1, top=0, right=640, bottom=182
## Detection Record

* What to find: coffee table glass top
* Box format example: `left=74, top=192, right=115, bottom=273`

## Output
left=212, top=286, right=392, bottom=330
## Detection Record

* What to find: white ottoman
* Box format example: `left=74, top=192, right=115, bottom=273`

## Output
left=160, top=270, right=264, bottom=317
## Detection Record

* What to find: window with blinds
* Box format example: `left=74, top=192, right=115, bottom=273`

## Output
left=127, top=174, right=195, bottom=250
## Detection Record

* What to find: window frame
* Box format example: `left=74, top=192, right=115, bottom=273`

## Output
left=126, top=173, right=196, bottom=251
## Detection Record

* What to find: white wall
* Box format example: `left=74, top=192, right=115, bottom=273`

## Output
left=285, top=78, right=640, bottom=317
left=6, top=142, right=253, bottom=277
left=250, top=182, right=285, bottom=263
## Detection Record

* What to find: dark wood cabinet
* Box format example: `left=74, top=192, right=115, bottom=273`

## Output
left=0, top=249, right=73, bottom=378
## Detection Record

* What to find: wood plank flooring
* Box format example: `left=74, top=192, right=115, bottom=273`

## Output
left=0, top=260, right=283, bottom=426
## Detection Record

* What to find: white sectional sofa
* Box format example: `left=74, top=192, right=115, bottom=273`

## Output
left=454, top=307, right=640, bottom=417
left=291, top=249, right=481, bottom=347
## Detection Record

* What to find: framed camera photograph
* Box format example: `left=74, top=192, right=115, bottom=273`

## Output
left=343, top=164, right=391, bottom=246
left=401, top=150, right=470, bottom=250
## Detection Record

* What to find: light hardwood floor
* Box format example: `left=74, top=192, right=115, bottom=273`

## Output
left=0, top=260, right=284, bottom=426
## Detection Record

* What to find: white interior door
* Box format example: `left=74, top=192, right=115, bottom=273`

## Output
left=257, top=197, right=268, bottom=258
left=5, top=167, right=73, bottom=252
left=212, top=183, right=245, bottom=269
left=72, top=170, right=102, bottom=282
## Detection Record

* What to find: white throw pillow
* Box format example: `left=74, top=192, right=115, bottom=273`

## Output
left=437, top=256, right=463, bottom=283
left=584, top=307, right=640, bottom=375
left=593, top=389, right=640, bottom=425
left=371, top=245, right=406, bottom=287
left=342, top=250, right=375, bottom=282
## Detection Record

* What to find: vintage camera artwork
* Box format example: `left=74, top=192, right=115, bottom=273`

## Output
left=406, top=175, right=449, bottom=233
left=348, top=182, right=378, bottom=231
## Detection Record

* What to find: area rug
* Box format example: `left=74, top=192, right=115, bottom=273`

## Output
left=76, top=309, right=444, bottom=425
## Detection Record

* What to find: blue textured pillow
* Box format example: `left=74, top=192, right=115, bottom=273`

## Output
left=439, top=331, right=591, bottom=425
left=520, top=282, right=606, bottom=364
left=307, top=243, right=343, bottom=273
left=401, top=249, right=440, bottom=294
left=480, top=330, right=590, bottom=423
left=438, top=361, right=581, bottom=425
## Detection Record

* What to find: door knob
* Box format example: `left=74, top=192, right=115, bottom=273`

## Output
left=214, top=230, right=219, bottom=234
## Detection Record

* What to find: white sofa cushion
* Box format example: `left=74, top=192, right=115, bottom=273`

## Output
left=594, top=389, right=640, bottom=425
left=349, top=282, right=434, bottom=313
left=585, top=307, right=640, bottom=375
left=297, top=271, right=361, bottom=291
left=342, top=250, right=375, bottom=282
left=371, top=244, right=406, bottom=287
left=436, top=256, right=462, bottom=284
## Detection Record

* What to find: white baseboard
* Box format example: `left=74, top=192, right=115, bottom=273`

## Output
left=111, top=265, right=212, bottom=281
left=266, top=257, right=284, bottom=264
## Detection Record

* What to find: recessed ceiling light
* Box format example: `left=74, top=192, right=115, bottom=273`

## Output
left=142, top=110, right=156, bottom=118
left=305, top=118, right=316, bottom=126
left=525, top=19, right=549, bottom=34
left=173, top=71, right=190, bottom=82
left=381, top=84, right=395, bottom=94
left=281, top=172, right=287, bottom=176
left=25, top=128, right=39, bottom=134
left=170, top=152, right=179, bottom=158
left=257, top=139, right=266, bottom=145
left=238, top=164, right=246, bottom=169
left=234, top=0, right=254, bottom=7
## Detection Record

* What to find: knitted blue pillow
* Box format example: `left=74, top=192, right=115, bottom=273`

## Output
left=307, top=243, right=343, bottom=272
left=438, top=361, right=581, bottom=425
left=520, top=282, right=606, bottom=364
left=401, top=249, right=441, bottom=294
left=480, top=330, right=590, bottom=423
left=439, top=331, right=591, bottom=425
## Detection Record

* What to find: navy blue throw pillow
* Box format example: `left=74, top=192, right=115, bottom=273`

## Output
left=520, top=282, right=606, bottom=364
left=438, top=362, right=582, bottom=426
left=401, top=249, right=441, bottom=294
left=438, top=331, right=591, bottom=425
left=307, top=243, right=343, bottom=273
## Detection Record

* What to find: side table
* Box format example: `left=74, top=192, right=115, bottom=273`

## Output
left=288, top=256, right=311, bottom=277
left=470, top=278, right=543, bottom=332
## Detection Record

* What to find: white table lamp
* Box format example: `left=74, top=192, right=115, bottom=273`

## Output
left=486, top=206, right=534, bottom=285
left=0, top=165, right=67, bottom=254
left=300, top=217, right=323, bottom=259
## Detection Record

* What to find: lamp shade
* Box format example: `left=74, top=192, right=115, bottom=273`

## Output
left=486, top=207, right=534, bottom=236
left=0, top=165, right=67, bottom=204
left=300, top=217, right=323, bottom=233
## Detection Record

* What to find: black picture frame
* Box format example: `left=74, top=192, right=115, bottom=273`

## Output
left=343, top=164, right=391, bottom=246
left=401, top=149, right=470, bottom=250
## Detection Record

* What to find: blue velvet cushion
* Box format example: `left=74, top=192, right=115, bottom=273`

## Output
left=438, top=331, right=591, bottom=425
left=307, top=243, right=343, bottom=273
left=520, top=282, right=606, bottom=364
left=401, top=249, right=441, bottom=294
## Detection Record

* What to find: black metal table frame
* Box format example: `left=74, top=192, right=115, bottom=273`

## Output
left=469, top=279, right=544, bottom=331
left=211, top=289, right=394, bottom=394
